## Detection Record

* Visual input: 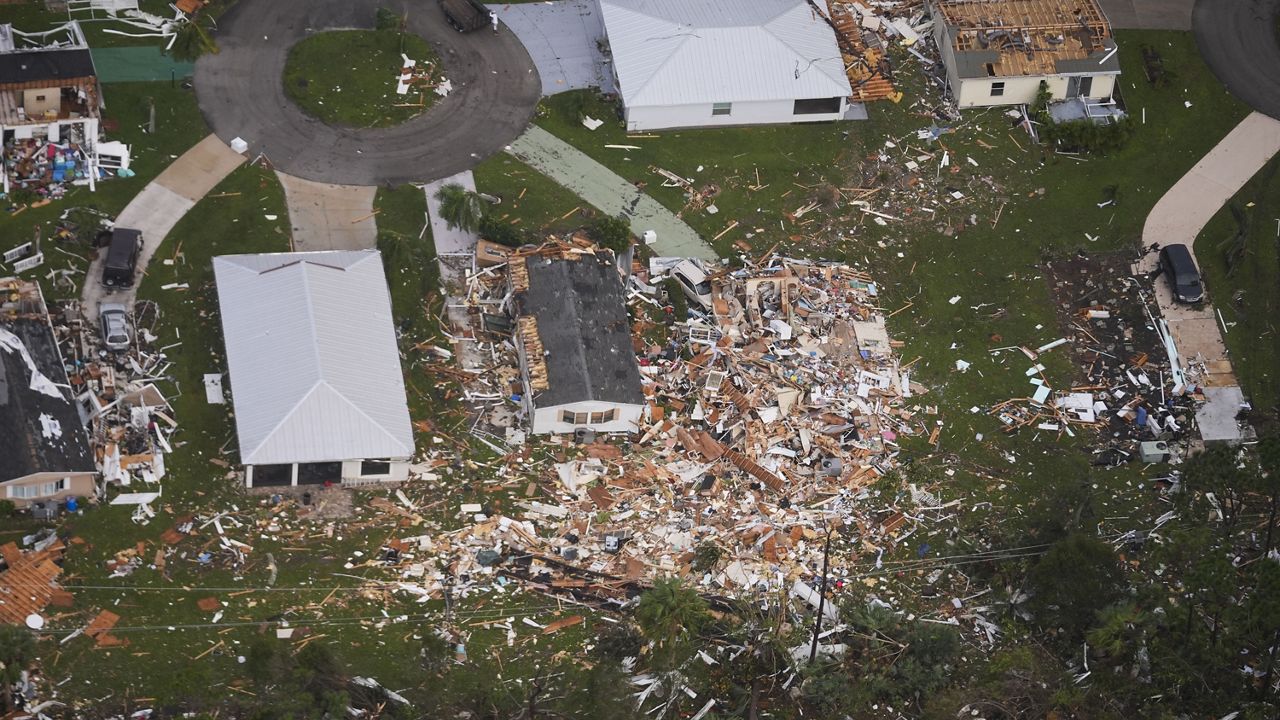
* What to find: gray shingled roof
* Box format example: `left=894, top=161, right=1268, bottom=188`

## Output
left=0, top=318, right=93, bottom=483
left=515, top=253, right=645, bottom=408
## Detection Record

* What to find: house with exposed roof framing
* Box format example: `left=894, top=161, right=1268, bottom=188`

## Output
left=930, top=0, right=1119, bottom=109
left=599, top=0, right=854, bottom=132
left=510, top=249, right=646, bottom=435
left=213, top=250, right=415, bottom=488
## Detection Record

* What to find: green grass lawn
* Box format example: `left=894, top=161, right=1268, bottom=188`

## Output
left=284, top=30, right=442, bottom=128
left=1195, top=156, right=1280, bottom=415
left=473, top=152, right=595, bottom=236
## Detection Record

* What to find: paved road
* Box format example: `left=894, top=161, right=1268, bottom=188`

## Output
left=1137, top=111, right=1280, bottom=443
left=277, top=174, right=377, bottom=251
left=194, top=0, right=541, bottom=185
left=82, top=135, right=245, bottom=317
left=1194, top=0, right=1280, bottom=121
left=507, top=126, right=716, bottom=260
left=1097, top=0, right=1193, bottom=29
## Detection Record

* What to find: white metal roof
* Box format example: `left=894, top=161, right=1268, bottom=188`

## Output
left=600, top=0, right=851, bottom=107
left=213, top=250, right=414, bottom=466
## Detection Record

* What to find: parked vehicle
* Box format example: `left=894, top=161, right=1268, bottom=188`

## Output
left=1158, top=244, right=1204, bottom=303
left=671, top=260, right=713, bottom=311
left=101, top=228, right=143, bottom=289
left=440, top=0, right=490, bottom=32
left=99, top=302, right=130, bottom=351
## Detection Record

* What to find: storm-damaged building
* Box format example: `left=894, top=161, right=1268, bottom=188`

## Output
left=510, top=249, right=645, bottom=435
left=930, top=0, right=1119, bottom=109
left=0, top=277, right=95, bottom=507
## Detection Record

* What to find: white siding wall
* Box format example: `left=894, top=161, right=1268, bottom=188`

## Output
left=531, top=401, right=644, bottom=435
left=956, top=74, right=1118, bottom=108
left=625, top=98, right=846, bottom=132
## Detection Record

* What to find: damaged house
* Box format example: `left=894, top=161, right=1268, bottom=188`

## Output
left=213, top=251, right=415, bottom=488
left=511, top=249, right=645, bottom=435
left=929, top=0, right=1119, bottom=111
left=599, top=0, right=854, bottom=131
left=0, top=277, right=95, bottom=507
left=0, top=21, right=120, bottom=194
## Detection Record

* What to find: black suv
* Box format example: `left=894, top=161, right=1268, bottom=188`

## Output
left=101, top=228, right=143, bottom=289
left=1158, top=244, right=1204, bottom=304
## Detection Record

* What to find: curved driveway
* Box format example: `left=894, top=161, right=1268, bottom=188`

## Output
left=1194, top=0, right=1280, bottom=121
left=194, top=0, right=540, bottom=185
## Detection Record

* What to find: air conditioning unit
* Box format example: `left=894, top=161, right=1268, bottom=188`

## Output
left=1139, top=441, right=1170, bottom=464
left=574, top=428, right=596, bottom=444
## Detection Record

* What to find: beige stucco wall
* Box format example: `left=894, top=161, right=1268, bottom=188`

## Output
left=2, top=472, right=97, bottom=508
left=956, top=73, right=1118, bottom=108
left=22, top=87, right=59, bottom=118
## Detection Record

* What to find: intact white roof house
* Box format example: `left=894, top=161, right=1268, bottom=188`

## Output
left=599, top=0, right=854, bottom=132
left=213, top=250, right=414, bottom=489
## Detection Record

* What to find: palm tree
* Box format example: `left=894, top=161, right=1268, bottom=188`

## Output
left=434, top=183, right=487, bottom=234
left=0, top=626, right=35, bottom=714
left=635, top=577, right=709, bottom=666
left=169, top=14, right=219, bottom=63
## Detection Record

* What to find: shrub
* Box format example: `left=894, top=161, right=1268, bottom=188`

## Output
left=1042, top=117, right=1135, bottom=155
left=589, top=214, right=632, bottom=253
left=478, top=215, right=527, bottom=248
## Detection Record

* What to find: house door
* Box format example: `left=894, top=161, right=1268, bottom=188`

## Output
left=1067, top=76, right=1094, bottom=98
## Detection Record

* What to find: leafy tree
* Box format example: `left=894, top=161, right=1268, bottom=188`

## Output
left=636, top=577, right=710, bottom=667
left=1026, top=533, right=1123, bottom=642
left=435, top=183, right=487, bottom=234
left=802, top=602, right=960, bottom=714
left=588, top=214, right=633, bottom=253
left=0, top=626, right=35, bottom=715
left=478, top=214, right=529, bottom=248
left=170, top=15, right=219, bottom=63
left=591, top=621, right=644, bottom=663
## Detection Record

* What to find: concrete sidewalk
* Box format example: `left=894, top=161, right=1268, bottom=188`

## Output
left=423, top=171, right=485, bottom=372
left=278, top=174, right=377, bottom=252
left=1136, top=111, right=1280, bottom=444
left=423, top=171, right=479, bottom=258
left=507, top=126, right=716, bottom=261
left=82, top=134, right=245, bottom=316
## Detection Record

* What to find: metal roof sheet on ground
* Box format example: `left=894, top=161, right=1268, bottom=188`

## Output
left=213, top=250, right=414, bottom=466
left=515, top=252, right=645, bottom=409
left=600, top=0, right=852, bottom=107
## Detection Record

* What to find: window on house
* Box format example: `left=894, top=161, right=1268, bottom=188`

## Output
left=41, top=478, right=68, bottom=496
left=7, top=484, right=39, bottom=499
left=603, top=409, right=617, bottom=422
left=1078, top=76, right=1093, bottom=97
left=793, top=97, right=842, bottom=115
left=361, top=460, right=391, bottom=477
left=297, top=462, right=342, bottom=485
left=711, top=102, right=732, bottom=116
left=253, top=464, right=293, bottom=487
left=990, top=82, right=1005, bottom=97
left=590, top=412, right=605, bottom=424
left=561, top=410, right=576, bottom=424
left=35, top=94, right=46, bottom=102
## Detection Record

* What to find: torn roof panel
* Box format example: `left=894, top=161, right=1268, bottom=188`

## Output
left=0, top=279, right=94, bottom=484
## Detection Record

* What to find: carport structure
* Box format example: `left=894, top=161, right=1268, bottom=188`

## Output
left=213, top=250, right=414, bottom=488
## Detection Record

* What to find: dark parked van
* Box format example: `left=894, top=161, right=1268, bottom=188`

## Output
left=440, top=0, right=489, bottom=32
left=101, top=228, right=143, bottom=289
left=1158, top=243, right=1203, bottom=304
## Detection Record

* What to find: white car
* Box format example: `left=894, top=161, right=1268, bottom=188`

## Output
left=671, top=260, right=713, bottom=311
left=99, top=303, right=130, bottom=351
